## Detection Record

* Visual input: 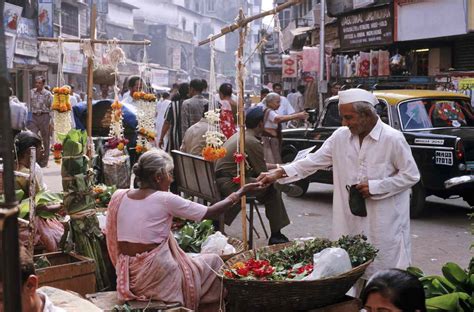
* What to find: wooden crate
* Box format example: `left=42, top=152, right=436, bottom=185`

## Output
left=34, top=252, right=96, bottom=297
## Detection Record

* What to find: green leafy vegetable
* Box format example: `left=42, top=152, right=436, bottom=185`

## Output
left=18, top=190, right=63, bottom=219
left=174, top=220, right=215, bottom=253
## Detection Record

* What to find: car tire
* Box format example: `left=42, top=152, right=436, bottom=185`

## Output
left=410, top=182, right=426, bottom=219
left=286, top=180, right=310, bottom=198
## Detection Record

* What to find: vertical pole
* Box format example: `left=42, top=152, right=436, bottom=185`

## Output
left=86, top=4, right=97, bottom=139
left=0, top=0, right=22, bottom=309
left=318, top=0, right=326, bottom=115
left=27, top=147, right=36, bottom=256
left=237, top=9, right=248, bottom=250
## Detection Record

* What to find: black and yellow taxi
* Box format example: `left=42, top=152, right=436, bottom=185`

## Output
left=281, top=90, right=474, bottom=218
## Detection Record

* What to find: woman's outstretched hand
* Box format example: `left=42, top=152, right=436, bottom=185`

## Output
left=240, top=182, right=267, bottom=196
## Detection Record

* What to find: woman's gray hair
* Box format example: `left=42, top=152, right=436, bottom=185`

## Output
left=262, top=92, right=280, bottom=106
left=132, top=149, right=174, bottom=186
left=352, top=101, right=377, bottom=117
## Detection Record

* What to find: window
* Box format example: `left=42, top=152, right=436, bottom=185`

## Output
left=322, top=100, right=391, bottom=127
left=61, top=3, right=79, bottom=37
left=399, top=99, right=474, bottom=129
left=207, top=0, right=215, bottom=12
left=182, top=18, right=186, bottom=30
left=194, top=23, right=198, bottom=37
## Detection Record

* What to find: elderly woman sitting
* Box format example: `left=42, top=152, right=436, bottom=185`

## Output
left=106, top=149, right=262, bottom=311
left=258, top=92, right=308, bottom=163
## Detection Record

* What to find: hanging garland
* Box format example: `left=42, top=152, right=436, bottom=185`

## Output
left=134, top=91, right=157, bottom=154
left=202, top=40, right=227, bottom=161
left=105, top=40, right=129, bottom=151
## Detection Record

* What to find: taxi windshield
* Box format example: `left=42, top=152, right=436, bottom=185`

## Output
left=399, top=99, right=474, bottom=130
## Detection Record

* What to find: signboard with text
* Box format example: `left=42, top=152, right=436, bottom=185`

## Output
left=15, top=18, right=38, bottom=57
left=339, top=5, right=393, bottom=49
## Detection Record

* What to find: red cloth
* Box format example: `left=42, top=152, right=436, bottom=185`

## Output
left=220, top=109, right=236, bottom=139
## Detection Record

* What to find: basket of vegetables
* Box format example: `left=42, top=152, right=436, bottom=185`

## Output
left=173, top=220, right=244, bottom=260
left=219, top=235, right=377, bottom=311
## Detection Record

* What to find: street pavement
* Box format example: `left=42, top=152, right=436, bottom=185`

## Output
left=42, top=158, right=473, bottom=276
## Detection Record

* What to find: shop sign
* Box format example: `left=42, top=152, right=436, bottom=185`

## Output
left=15, top=18, right=38, bottom=58
left=339, top=6, right=393, bottom=49
left=282, top=55, right=298, bottom=78
left=38, top=0, right=53, bottom=37
left=39, top=41, right=59, bottom=64
left=3, top=2, right=23, bottom=34
left=5, top=33, right=16, bottom=69
left=63, top=43, right=84, bottom=74
left=151, top=69, right=169, bottom=87
left=172, top=47, right=181, bottom=70
left=458, top=78, right=474, bottom=89
left=263, top=53, right=282, bottom=70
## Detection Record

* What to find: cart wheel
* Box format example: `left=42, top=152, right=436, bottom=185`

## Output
left=410, top=182, right=426, bottom=219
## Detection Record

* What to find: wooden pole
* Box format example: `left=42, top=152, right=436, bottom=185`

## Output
left=237, top=9, right=248, bottom=250
left=198, top=0, right=302, bottom=46
left=38, top=37, right=151, bottom=46
left=86, top=4, right=97, bottom=140
left=27, top=147, right=36, bottom=255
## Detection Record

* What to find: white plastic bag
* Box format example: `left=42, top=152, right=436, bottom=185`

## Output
left=303, top=247, right=352, bottom=281
left=201, top=231, right=236, bottom=255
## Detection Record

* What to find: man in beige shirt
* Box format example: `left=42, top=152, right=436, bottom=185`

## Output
left=180, top=105, right=209, bottom=155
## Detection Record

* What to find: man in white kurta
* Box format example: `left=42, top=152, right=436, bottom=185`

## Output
left=258, top=88, right=420, bottom=278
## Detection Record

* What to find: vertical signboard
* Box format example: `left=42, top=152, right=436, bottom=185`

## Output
left=15, top=18, right=38, bottom=58
left=38, top=0, right=53, bottom=37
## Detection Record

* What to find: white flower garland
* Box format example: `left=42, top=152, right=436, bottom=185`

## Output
left=135, top=97, right=157, bottom=153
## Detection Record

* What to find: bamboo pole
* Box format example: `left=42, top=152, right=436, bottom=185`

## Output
left=237, top=9, right=248, bottom=250
left=27, top=147, right=36, bottom=255
left=37, top=37, right=151, bottom=45
left=86, top=4, right=97, bottom=140
left=198, top=0, right=302, bottom=46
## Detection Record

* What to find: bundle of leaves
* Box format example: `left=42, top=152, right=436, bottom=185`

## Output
left=92, top=184, right=117, bottom=208
left=173, top=220, right=215, bottom=253
left=264, top=235, right=378, bottom=271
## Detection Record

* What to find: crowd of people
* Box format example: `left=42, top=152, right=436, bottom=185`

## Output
left=5, top=74, right=427, bottom=311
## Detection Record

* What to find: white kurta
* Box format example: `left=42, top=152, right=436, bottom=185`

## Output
left=282, top=119, right=420, bottom=277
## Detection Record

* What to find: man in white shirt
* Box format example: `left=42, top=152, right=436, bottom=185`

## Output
left=272, top=82, right=294, bottom=128
left=258, top=88, right=420, bottom=282
left=9, top=88, right=28, bottom=136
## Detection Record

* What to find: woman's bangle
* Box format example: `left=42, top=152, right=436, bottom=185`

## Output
left=227, top=192, right=240, bottom=205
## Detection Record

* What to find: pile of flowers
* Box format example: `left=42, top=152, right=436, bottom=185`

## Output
left=52, top=86, right=72, bottom=112
left=202, top=109, right=227, bottom=161
left=223, top=259, right=314, bottom=281
left=52, top=143, right=63, bottom=164
left=134, top=92, right=157, bottom=154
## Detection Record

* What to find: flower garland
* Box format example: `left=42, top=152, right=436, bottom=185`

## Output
left=133, top=92, right=157, bottom=154
left=106, top=99, right=129, bottom=151
left=202, top=109, right=227, bottom=161
left=51, top=85, right=72, bottom=162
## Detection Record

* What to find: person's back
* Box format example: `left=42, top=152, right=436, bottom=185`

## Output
left=9, top=93, right=28, bottom=135
left=181, top=79, right=208, bottom=135
left=180, top=118, right=208, bottom=156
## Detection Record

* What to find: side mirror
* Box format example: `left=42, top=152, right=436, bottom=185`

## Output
left=305, top=108, right=318, bottom=125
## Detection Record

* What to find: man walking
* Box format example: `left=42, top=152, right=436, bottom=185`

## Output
left=28, top=76, right=53, bottom=167
left=258, top=88, right=420, bottom=277
left=181, top=79, right=209, bottom=136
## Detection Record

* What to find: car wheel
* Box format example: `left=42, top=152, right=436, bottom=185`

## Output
left=286, top=180, right=310, bottom=198
left=410, top=182, right=426, bottom=219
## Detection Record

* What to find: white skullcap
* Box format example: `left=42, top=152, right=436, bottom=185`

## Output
left=338, top=88, right=378, bottom=106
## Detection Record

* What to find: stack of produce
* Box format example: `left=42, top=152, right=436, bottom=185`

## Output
left=174, top=220, right=215, bottom=253
left=60, top=129, right=112, bottom=290
left=223, top=235, right=377, bottom=281
left=92, top=184, right=117, bottom=208
left=133, top=92, right=157, bottom=154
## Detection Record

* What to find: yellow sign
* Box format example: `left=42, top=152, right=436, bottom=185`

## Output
left=459, top=78, right=474, bottom=89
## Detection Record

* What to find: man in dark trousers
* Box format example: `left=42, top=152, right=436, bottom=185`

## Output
left=214, top=106, right=290, bottom=245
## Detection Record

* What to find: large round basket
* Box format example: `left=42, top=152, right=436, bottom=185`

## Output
left=93, top=65, right=115, bottom=85
left=220, top=237, right=244, bottom=262
left=219, top=242, right=372, bottom=311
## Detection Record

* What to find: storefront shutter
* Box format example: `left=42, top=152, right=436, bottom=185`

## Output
left=454, top=37, right=474, bottom=71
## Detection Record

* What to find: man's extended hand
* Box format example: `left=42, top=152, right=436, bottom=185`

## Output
left=257, top=168, right=284, bottom=187
left=356, top=183, right=371, bottom=198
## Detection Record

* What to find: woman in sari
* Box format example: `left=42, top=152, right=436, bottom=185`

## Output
left=218, top=83, right=237, bottom=139
left=106, top=149, right=262, bottom=311
left=14, top=131, right=64, bottom=252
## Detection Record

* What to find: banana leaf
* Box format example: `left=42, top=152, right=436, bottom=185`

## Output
left=18, top=190, right=62, bottom=219
left=61, top=129, right=89, bottom=179
left=62, top=173, right=95, bottom=215
left=426, top=292, right=471, bottom=312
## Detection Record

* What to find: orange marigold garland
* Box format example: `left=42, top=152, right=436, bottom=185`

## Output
left=134, top=92, right=157, bottom=154
left=51, top=85, right=72, bottom=159
left=106, top=99, right=129, bottom=151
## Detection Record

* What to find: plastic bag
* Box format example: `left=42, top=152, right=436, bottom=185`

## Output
left=201, top=231, right=236, bottom=256
left=303, top=247, right=352, bottom=281
left=102, top=149, right=131, bottom=189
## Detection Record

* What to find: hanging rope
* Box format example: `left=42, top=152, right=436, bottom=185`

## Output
left=275, top=13, right=284, bottom=54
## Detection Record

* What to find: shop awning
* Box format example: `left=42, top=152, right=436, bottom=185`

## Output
left=282, top=22, right=313, bottom=51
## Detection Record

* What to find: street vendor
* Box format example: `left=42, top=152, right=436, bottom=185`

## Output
left=105, top=149, right=263, bottom=310
left=14, top=131, right=64, bottom=252
left=257, top=89, right=420, bottom=285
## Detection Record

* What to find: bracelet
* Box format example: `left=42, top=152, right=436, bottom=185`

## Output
left=227, top=192, right=240, bottom=205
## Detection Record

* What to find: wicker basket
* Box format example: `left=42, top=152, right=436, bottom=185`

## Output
left=219, top=242, right=373, bottom=311
left=220, top=237, right=245, bottom=262
left=93, top=65, right=115, bottom=85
